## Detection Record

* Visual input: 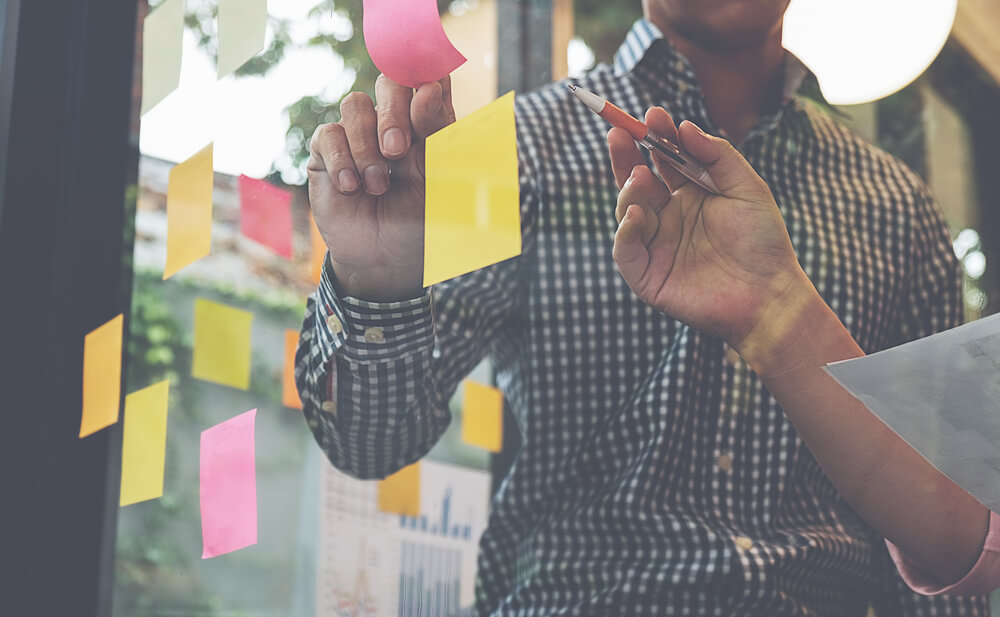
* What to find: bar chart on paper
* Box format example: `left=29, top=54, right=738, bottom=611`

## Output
left=317, top=460, right=491, bottom=617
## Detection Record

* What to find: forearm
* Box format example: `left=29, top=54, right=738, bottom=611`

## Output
left=739, top=276, right=990, bottom=586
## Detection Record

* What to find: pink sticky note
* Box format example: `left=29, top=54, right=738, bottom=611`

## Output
left=238, top=175, right=293, bottom=259
left=362, top=0, right=466, bottom=88
left=200, top=409, right=258, bottom=559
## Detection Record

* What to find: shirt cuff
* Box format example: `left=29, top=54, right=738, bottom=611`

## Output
left=886, top=509, right=1000, bottom=596
left=315, top=256, right=434, bottom=364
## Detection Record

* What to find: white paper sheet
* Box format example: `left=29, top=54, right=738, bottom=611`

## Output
left=824, top=313, right=1000, bottom=511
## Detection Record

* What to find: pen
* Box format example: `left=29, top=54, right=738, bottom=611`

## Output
left=568, top=84, right=720, bottom=194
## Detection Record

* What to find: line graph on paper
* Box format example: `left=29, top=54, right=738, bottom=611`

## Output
left=317, top=460, right=491, bottom=617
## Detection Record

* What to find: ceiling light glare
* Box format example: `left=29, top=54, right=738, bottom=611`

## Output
left=782, top=0, right=958, bottom=105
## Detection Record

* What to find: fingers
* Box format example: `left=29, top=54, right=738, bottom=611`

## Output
left=308, top=122, right=361, bottom=196
left=616, top=165, right=669, bottom=232
left=613, top=204, right=651, bottom=290
left=411, top=75, right=456, bottom=138
left=340, top=91, right=390, bottom=196
left=677, top=120, right=771, bottom=199
left=608, top=127, right=645, bottom=189
left=375, top=74, right=414, bottom=160
left=644, top=107, right=689, bottom=191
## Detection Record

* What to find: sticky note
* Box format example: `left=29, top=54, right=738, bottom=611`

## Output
left=120, top=380, right=170, bottom=506
left=192, top=298, right=253, bottom=390
left=217, top=0, right=267, bottom=78
left=377, top=461, right=420, bottom=517
left=423, top=92, right=520, bottom=286
left=309, top=213, right=326, bottom=284
left=461, top=380, right=503, bottom=453
left=282, top=330, right=302, bottom=409
left=238, top=175, right=293, bottom=258
left=362, top=0, right=466, bottom=88
left=200, top=409, right=258, bottom=558
left=141, top=0, right=185, bottom=116
left=80, top=314, right=124, bottom=438
left=164, top=144, right=214, bottom=279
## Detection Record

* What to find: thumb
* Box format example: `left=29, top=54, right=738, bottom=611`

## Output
left=411, top=77, right=456, bottom=139
left=678, top=121, right=770, bottom=199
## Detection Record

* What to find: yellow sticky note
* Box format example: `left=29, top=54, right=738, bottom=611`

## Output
left=80, top=314, right=124, bottom=438
left=217, top=0, right=267, bottom=78
left=140, top=0, right=185, bottom=116
left=120, top=380, right=170, bottom=506
left=461, top=380, right=503, bottom=453
left=164, top=144, right=214, bottom=279
left=377, top=461, right=421, bottom=517
left=282, top=330, right=302, bottom=409
left=192, top=298, right=253, bottom=390
left=423, top=91, right=520, bottom=286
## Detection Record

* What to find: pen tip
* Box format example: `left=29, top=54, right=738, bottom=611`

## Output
left=567, top=83, right=577, bottom=92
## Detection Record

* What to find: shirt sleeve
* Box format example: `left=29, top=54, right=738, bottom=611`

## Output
left=885, top=510, right=1000, bottom=596
left=868, top=184, right=990, bottom=615
left=294, top=135, right=539, bottom=481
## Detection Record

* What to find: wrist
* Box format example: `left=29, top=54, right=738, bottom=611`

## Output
left=328, top=257, right=424, bottom=303
left=734, top=271, right=839, bottom=378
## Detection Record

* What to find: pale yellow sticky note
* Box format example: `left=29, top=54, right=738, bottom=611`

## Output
left=423, top=91, right=520, bottom=286
left=461, top=380, right=503, bottom=453
left=217, top=0, right=267, bottom=78
left=164, top=144, right=214, bottom=279
left=192, top=298, right=253, bottom=390
left=80, top=314, right=124, bottom=438
left=141, top=0, right=185, bottom=116
left=377, top=461, right=421, bottom=517
left=120, top=380, right=170, bottom=506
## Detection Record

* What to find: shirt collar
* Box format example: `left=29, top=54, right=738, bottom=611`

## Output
left=612, top=19, right=830, bottom=123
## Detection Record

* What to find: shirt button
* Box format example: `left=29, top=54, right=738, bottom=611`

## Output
left=326, top=314, right=343, bottom=334
left=321, top=400, right=336, bottom=414
left=364, top=326, right=385, bottom=344
left=734, top=536, right=754, bottom=551
left=717, top=453, right=733, bottom=472
left=678, top=81, right=689, bottom=93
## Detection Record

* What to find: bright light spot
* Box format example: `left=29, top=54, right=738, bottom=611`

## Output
left=568, top=37, right=596, bottom=79
left=964, top=250, right=986, bottom=280
left=953, top=228, right=981, bottom=259
left=783, top=0, right=957, bottom=105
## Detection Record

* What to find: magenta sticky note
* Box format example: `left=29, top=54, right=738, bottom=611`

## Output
left=238, top=175, right=294, bottom=258
left=200, top=408, right=258, bottom=559
left=362, top=0, right=466, bottom=88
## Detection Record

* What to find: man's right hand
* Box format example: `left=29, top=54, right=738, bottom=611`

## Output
left=307, top=74, right=456, bottom=302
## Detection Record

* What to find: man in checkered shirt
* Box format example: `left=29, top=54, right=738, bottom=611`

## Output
left=298, top=0, right=990, bottom=615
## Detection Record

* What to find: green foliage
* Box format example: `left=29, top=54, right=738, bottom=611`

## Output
left=573, top=0, right=642, bottom=65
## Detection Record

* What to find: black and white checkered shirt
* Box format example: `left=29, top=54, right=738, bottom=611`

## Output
left=297, top=19, right=988, bottom=617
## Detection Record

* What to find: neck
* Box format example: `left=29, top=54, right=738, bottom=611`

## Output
left=656, top=21, right=787, bottom=143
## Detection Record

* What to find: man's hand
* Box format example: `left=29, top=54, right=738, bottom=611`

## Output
left=607, top=107, right=815, bottom=357
left=307, top=74, right=456, bottom=302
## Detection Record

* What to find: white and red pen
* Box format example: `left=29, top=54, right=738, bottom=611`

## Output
left=569, top=84, right=720, bottom=194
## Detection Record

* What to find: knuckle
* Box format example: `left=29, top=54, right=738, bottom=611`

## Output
left=311, top=122, right=346, bottom=153
left=340, top=91, right=373, bottom=116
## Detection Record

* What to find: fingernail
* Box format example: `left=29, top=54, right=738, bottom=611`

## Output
left=337, top=169, right=359, bottom=193
left=363, top=165, right=388, bottom=195
left=383, top=128, right=406, bottom=157
left=688, top=121, right=707, bottom=136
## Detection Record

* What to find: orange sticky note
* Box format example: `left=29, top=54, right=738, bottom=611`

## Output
left=423, top=92, right=520, bottom=286
left=120, top=380, right=170, bottom=506
left=282, top=330, right=302, bottom=409
left=309, top=213, right=326, bottom=284
left=461, top=380, right=503, bottom=453
left=377, top=461, right=421, bottom=517
left=192, top=298, right=253, bottom=390
left=80, top=314, right=124, bottom=438
left=164, top=143, right=214, bottom=279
